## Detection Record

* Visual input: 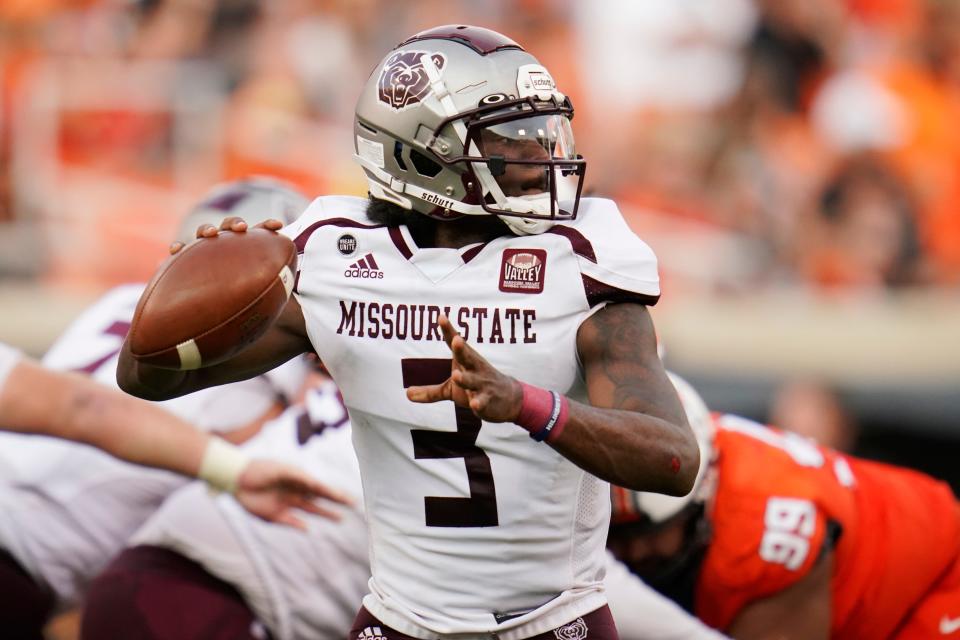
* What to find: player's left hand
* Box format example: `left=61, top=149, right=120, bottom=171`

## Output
left=407, top=315, right=522, bottom=423
left=233, top=459, right=354, bottom=530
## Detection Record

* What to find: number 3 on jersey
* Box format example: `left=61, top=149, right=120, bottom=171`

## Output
left=402, top=358, right=499, bottom=528
left=759, top=497, right=816, bottom=570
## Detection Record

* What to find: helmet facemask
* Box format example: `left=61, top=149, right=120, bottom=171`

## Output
left=426, top=95, right=586, bottom=235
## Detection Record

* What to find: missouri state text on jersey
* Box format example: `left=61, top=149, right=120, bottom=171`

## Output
left=337, top=300, right=538, bottom=344
left=281, top=195, right=661, bottom=636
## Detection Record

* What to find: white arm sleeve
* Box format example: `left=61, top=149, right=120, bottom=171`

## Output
left=604, top=552, right=730, bottom=640
left=0, top=342, right=21, bottom=396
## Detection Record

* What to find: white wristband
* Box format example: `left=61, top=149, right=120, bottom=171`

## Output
left=199, top=437, right=250, bottom=494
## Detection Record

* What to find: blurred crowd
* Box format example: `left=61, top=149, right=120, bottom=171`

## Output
left=2, top=0, right=960, bottom=293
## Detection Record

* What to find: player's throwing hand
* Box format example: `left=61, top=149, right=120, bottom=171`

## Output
left=168, top=216, right=285, bottom=255
left=406, top=315, right=523, bottom=423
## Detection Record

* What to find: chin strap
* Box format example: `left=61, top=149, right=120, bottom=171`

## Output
left=355, top=149, right=561, bottom=237
left=499, top=215, right=554, bottom=236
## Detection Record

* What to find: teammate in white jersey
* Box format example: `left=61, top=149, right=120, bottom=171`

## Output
left=0, top=341, right=348, bottom=638
left=82, top=368, right=368, bottom=640
left=119, top=26, right=700, bottom=640
left=0, top=178, right=332, bottom=637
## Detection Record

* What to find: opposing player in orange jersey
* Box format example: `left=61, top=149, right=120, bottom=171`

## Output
left=607, top=404, right=960, bottom=640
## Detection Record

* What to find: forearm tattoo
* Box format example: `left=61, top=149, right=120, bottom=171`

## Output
left=580, top=304, right=684, bottom=422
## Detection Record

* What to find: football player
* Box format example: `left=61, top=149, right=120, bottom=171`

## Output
left=0, top=178, right=324, bottom=638
left=82, top=366, right=368, bottom=640
left=119, top=26, right=700, bottom=639
left=607, top=394, right=960, bottom=639
left=0, top=343, right=348, bottom=639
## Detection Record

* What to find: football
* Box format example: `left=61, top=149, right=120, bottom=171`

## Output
left=128, top=229, right=297, bottom=370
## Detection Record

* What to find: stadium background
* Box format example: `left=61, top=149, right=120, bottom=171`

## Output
left=0, top=0, right=958, bottom=489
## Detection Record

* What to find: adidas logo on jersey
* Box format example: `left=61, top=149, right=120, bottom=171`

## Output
left=356, top=626, right=388, bottom=640
left=344, top=253, right=384, bottom=279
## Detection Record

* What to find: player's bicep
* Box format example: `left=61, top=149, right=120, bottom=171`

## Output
left=576, top=303, right=684, bottom=424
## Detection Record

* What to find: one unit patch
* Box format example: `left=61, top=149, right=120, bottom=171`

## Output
left=499, top=249, right=547, bottom=294
left=337, top=233, right=358, bottom=257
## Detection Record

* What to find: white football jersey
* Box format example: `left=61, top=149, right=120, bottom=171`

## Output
left=0, top=341, right=19, bottom=396
left=0, top=285, right=307, bottom=607
left=282, top=196, right=660, bottom=638
left=133, top=379, right=367, bottom=640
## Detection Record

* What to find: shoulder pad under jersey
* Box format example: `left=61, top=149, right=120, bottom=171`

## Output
left=547, top=197, right=660, bottom=308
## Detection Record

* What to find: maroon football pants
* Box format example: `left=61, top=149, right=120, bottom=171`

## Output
left=0, top=548, right=54, bottom=640
left=349, top=604, right=619, bottom=639
left=81, top=545, right=272, bottom=640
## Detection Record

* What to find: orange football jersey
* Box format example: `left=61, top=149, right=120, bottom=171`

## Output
left=696, top=414, right=960, bottom=639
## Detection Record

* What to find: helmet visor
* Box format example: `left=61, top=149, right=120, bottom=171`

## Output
left=476, top=114, right=578, bottom=199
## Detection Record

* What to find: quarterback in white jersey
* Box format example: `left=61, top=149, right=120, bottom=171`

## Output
left=120, top=26, right=700, bottom=640
left=84, top=375, right=367, bottom=640
left=284, top=194, right=666, bottom=636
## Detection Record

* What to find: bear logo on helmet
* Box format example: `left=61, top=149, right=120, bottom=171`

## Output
left=377, top=51, right=446, bottom=111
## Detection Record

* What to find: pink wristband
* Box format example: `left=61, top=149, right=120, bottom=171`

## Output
left=515, top=382, right=570, bottom=443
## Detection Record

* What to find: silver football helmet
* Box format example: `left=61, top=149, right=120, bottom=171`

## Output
left=175, top=176, right=311, bottom=244
left=353, top=25, right=586, bottom=236
left=610, top=372, right=716, bottom=527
